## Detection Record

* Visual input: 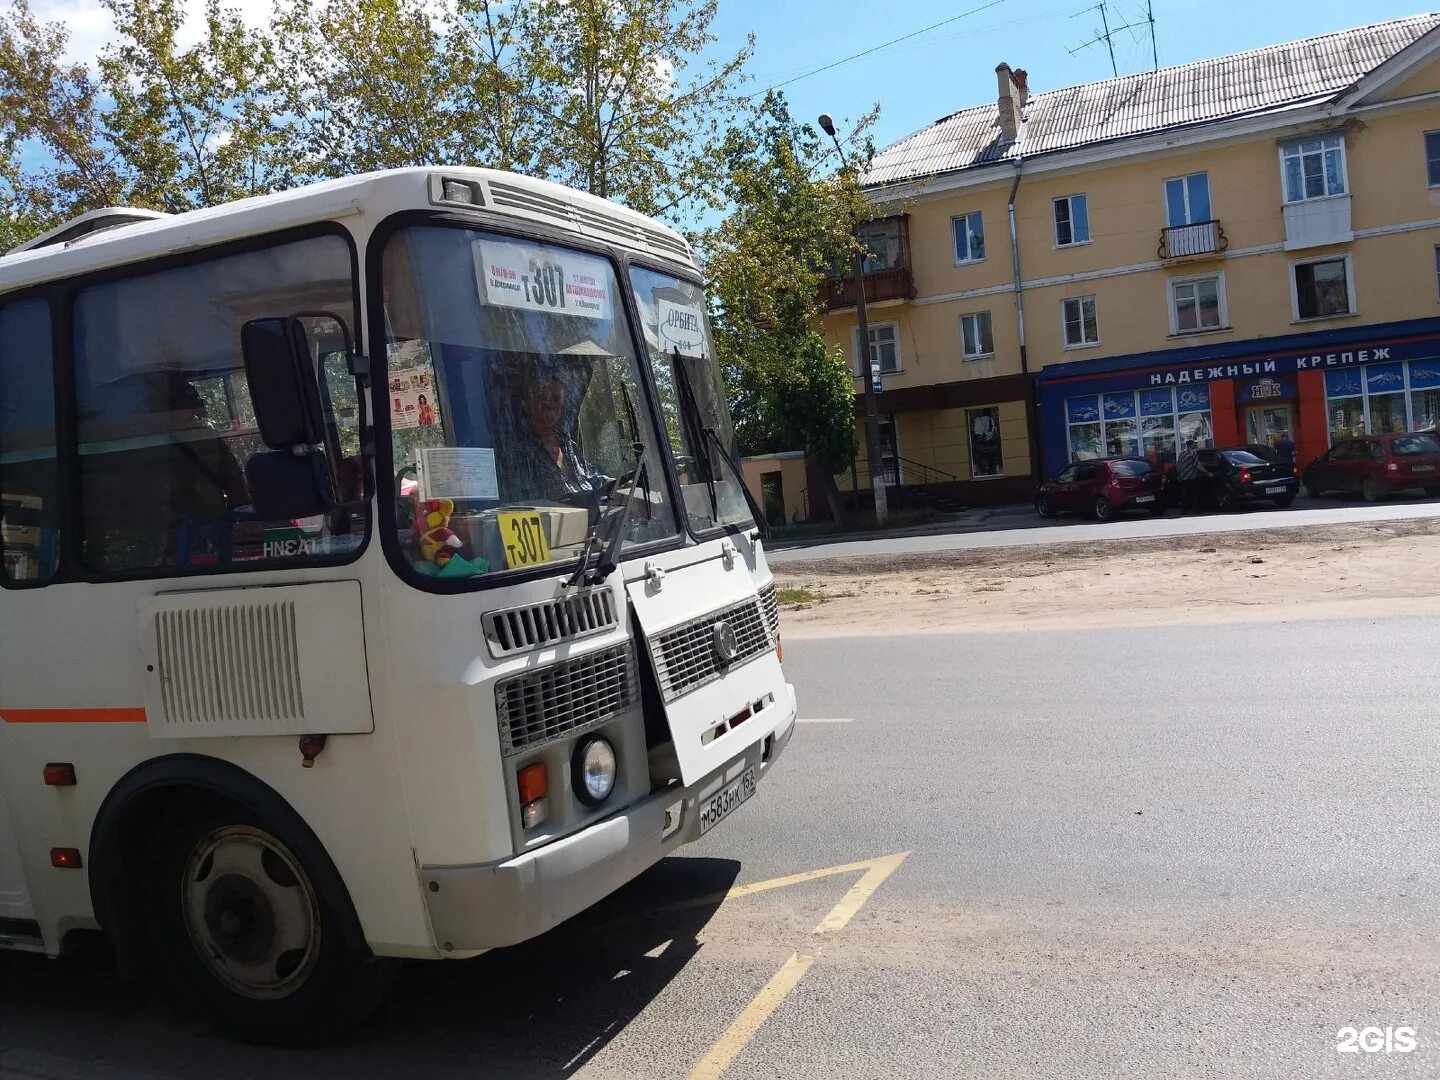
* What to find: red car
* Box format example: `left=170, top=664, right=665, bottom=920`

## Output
left=1301, top=432, right=1440, bottom=501
left=1035, top=457, right=1167, bottom=521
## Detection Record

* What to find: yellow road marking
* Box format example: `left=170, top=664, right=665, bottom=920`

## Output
left=682, top=851, right=909, bottom=1080
left=652, top=853, right=898, bottom=914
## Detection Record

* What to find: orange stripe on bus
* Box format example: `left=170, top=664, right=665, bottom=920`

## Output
left=0, top=708, right=147, bottom=724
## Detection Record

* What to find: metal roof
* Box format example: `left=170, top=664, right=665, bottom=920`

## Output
left=865, top=13, right=1440, bottom=188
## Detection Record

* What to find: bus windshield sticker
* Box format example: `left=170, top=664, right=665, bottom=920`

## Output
left=472, top=238, right=612, bottom=321
left=416, top=446, right=499, bottom=500
left=656, top=298, right=706, bottom=354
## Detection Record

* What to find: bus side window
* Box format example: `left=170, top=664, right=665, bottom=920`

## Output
left=0, top=299, right=60, bottom=585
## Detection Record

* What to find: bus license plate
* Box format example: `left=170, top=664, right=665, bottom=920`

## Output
left=498, top=510, right=551, bottom=569
left=1265, top=486, right=1286, bottom=494
left=698, top=767, right=757, bottom=835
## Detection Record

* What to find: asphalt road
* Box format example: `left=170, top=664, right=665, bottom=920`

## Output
left=4, top=615, right=1440, bottom=1078
left=767, top=493, right=1440, bottom=565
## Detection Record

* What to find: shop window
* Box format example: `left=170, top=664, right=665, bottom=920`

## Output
left=1169, top=274, right=1225, bottom=334
left=1068, top=387, right=1211, bottom=465
left=73, top=234, right=366, bottom=576
left=853, top=322, right=900, bottom=376
left=1412, top=360, right=1440, bottom=431
left=1062, top=295, right=1099, bottom=348
left=1280, top=135, right=1346, bottom=203
left=1426, top=131, right=1440, bottom=188
left=0, top=300, right=59, bottom=585
left=1292, top=256, right=1353, bottom=320
left=968, top=407, right=1003, bottom=478
left=951, top=211, right=985, bottom=264
left=1053, top=195, right=1090, bottom=247
left=960, top=311, right=993, bottom=360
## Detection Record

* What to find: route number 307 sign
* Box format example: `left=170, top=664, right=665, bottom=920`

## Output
left=473, top=237, right=613, bottom=321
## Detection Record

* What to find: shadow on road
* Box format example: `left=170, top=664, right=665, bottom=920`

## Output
left=0, top=855, right=741, bottom=1080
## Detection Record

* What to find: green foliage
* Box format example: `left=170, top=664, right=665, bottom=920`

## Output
left=0, top=0, right=754, bottom=239
left=703, top=92, right=877, bottom=512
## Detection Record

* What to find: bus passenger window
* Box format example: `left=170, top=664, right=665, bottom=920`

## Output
left=72, top=235, right=366, bottom=576
left=0, top=300, right=59, bottom=585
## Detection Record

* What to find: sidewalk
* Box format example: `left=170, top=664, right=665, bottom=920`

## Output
left=766, top=502, right=1036, bottom=551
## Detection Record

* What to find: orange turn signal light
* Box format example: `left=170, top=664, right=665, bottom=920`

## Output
left=517, top=762, right=548, bottom=805
left=776, top=637, right=783, bottom=662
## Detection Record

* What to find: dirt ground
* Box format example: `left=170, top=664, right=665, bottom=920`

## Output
left=772, top=518, right=1440, bottom=638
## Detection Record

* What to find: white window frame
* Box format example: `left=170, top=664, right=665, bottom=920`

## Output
left=951, top=211, right=986, bottom=265
left=959, top=310, right=994, bottom=360
left=1163, top=172, right=1212, bottom=228
left=1061, top=295, right=1100, bottom=349
left=1279, top=135, right=1348, bottom=204
left=1289, top=253, right=1356, bottom=323
left=1052, top=194, right=1090, bottom=248
left=851, top=320, right=902, bottom=376
left=1167, top=272, right=1228, bottom=336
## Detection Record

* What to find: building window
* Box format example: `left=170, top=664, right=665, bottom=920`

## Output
left=1434, top=246, right=1440, bottom=299
left=1169, top=274, right=1225, bottom=334
left=0, top=300, right=59, bottom=585
left=856, top=217, right=904, bottom=272
left=1427, top=132, right=1440, bottom=188
left=1324, top=360, right=1440, bottom=444
left=1066, top=387, right=1212, bottom=465
left=1053, top=195, right=1090, bottom=246
left=1281, top=135, right=1346, bottom=203
left=960, top=311, right=994, bottom=360
left=853, top=321, right=900, bottom=375
left=1164, top=173, right=1211, bottom=226
left=1292, top=256, right=1353, bottom=320
left=951, top=211, right=985, bottom=264
left=968, top=407, right=1003, bottom=478
left=1061, top=295, right=1099, bottom=348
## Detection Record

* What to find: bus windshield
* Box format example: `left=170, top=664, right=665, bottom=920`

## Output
left=627, top=266, right=753, bottom=534
left=381, top=224, right=677, bottom=582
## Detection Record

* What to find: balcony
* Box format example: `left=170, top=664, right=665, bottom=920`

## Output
left=1158, top=220, right=1228, bottom=260
left=819, top=265, right=917, bottom=310
left=1283, top=194, right=1353, bottom=251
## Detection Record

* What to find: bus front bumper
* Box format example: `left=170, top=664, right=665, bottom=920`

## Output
left=418, top=684, right=796, bottom=953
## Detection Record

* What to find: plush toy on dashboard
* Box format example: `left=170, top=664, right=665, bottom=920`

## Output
left=414, top=498, right=464, bottom=568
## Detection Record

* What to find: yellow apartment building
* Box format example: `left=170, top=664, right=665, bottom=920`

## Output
left=822, top=13, right=1440, bottom=507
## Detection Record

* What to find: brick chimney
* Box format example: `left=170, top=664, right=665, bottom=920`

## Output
left=996, top=62, right=1023, bottom=143
left=1013, top=68, right=1030, bottom=108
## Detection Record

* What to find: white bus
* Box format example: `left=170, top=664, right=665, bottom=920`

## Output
left=0, top=168, right=795, bottom=1042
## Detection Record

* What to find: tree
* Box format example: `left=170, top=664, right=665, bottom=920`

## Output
left=703, top=91, right=877, bottom=522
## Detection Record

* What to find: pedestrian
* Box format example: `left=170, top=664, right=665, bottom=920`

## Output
left=1273, top=433, right=1296, bottom=461
left=1176, top=439, right=1203, bottom=514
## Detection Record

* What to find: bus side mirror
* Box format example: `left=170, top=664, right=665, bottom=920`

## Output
left=241, top=317, right=335, bottom=519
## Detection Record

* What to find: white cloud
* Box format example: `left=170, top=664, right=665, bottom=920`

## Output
left=30, top=0, right=275, bottom=66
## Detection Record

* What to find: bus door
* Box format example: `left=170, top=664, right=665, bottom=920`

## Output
left=0, top=790, right=34, bottom=923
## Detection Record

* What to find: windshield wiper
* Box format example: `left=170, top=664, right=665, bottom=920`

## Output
left=565, top=441, right=649, bottom=589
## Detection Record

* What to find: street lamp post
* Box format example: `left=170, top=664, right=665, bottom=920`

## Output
left=819, top=113, right=888, bottom=526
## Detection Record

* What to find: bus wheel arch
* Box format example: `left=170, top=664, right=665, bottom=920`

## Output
left=89, top=754, right=390, bottom=1042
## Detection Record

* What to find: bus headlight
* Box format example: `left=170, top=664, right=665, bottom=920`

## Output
left=572, top=735, right=617, bottom=806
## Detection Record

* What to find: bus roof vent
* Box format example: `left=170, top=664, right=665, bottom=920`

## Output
left=485, top=179, right=693, bottom=265
left=9, top=207, right=170, bottom=255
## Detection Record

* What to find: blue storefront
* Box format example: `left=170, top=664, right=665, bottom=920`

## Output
left=1035, top=316, right=1440, bottom=478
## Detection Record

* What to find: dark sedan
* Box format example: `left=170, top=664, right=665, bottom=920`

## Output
left=1195, top=447, right=1298, bottom=510
left=1036, top=457, right=1166, bottom=521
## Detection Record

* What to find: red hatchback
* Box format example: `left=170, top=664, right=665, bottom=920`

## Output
left=1036, top=457, right=1167, bottom=521
left=1302, top=433, right=1440, bottom=501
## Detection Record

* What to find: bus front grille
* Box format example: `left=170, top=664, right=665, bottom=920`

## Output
left=495, top=643, right=636, bottom=756
left=758, top=581, right=780, bottom=642
left=650, top=595, right=774, bottom=702
left=483, top=590, right=618, bottom=658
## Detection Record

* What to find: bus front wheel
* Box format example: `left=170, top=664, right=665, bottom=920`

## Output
left=144, top=805, right=392, bottom=1044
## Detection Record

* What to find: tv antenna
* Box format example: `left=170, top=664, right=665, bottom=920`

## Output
left=1068, top=1, right=1159, bottom=77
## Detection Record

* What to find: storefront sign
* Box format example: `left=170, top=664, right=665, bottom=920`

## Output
left=1235, top=374, right=1296, bottom=404
left=1138, top=344, right=1434, bottom=388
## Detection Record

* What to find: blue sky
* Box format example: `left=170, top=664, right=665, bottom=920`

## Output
left=705, top=0, right=1436, bottom=153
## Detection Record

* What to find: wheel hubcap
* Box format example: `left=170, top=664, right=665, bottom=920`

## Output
left=182, top=826, right=320, bottom=1000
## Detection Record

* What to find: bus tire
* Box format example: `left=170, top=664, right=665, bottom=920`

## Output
left=143, top=802, right=392, bottom=1045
